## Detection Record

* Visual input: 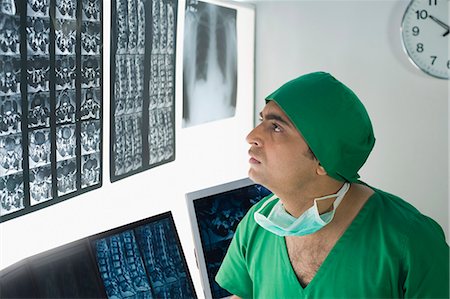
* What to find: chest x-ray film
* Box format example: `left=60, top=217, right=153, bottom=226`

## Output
left=183, top=0, right=237, bottom=128
left=110, top=0, right=177, bottom=182
left=186, top=178, right=272, bottom=299
left=0, top=0, right=103, bottom=223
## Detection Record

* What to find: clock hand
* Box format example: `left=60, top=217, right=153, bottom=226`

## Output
left=429, top=15, right=450, bottom=36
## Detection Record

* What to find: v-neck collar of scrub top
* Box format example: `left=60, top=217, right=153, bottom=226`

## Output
left=279, top=190, right=376, bottom=293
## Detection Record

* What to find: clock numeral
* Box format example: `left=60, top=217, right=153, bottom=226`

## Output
left=412, top=26, right=420, bottom=36
left=417, top=43, right=424, bottom=53
left=415, top=10, right=428, bottom=20
left=428, top=0, right=437, bottom=5
left=430, top=56, right=437, bottom=65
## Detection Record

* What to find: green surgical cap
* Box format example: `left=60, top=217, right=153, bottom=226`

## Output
left=266, top=72, right=375, bottom=182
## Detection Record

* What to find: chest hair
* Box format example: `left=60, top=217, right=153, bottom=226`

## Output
left=283, top=183, right=373, bottom=288
left=285, top=235, right=337, bottom=288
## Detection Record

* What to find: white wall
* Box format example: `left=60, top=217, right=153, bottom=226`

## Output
left=254, top=1, right=449, bottom=238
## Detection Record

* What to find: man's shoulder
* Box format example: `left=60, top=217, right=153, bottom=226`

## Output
left=370, top=187, right=446, bottom=240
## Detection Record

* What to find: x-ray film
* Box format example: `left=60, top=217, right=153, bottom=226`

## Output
left=0, top=212, right=195, bottom=298
left=186, top=178, right=271, bottom=298
left=91, top=212, right=197, bottom=299
left=183, top=1, right=237, bottom=128
left=0, top=0, right=103, bottom=222
left=110, top=0, right=177, bottom=182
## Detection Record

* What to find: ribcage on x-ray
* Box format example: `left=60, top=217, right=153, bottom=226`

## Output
left=182, top=1, right=237, bottom=127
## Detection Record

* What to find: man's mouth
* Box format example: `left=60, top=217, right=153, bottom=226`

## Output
left=249, top=157, right=260, bottom=164
left=248, top=150, right=261, bottom=164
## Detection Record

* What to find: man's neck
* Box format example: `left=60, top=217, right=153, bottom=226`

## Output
left=276, top=180, right=346, bottom=218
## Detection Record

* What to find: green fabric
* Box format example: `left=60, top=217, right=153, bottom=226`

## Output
left=215, top=186, right=450, bottom=298
left=266, top=72, right=375, bottom=182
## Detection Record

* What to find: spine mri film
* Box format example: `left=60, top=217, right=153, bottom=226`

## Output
left=110, top=0, right=177, bottom=182
left=0, top=0, right=103, bottom=222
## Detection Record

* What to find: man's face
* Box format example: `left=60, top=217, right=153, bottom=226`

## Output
left=246, top=101, right=319, bottom=193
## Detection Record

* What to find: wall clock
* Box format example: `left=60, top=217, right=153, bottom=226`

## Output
left=401, top=0, right=449, bottom=79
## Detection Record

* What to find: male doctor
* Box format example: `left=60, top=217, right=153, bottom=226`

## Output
left=215, top=72, right=449, bottom=298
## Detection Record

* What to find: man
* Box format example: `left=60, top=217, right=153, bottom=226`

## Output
left=215, top=72, right=449, bottom=298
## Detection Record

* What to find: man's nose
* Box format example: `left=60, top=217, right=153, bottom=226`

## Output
left=246, top=124, right=263, bottom=146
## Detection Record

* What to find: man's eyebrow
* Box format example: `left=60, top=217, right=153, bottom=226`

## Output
left=259, top=111, right=292, bottom=127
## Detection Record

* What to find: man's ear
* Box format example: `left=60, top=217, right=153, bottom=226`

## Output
left=316, top=163, right=327, bottom=176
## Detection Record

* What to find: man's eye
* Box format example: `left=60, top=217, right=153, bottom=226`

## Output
left=272, top=123, right=281, bottom=132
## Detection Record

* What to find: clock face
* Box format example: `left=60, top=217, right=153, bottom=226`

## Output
left=401, top=0, right=449, bottom=79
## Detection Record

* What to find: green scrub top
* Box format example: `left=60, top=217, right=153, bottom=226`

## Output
left=215, top=187, right=449, bottom=298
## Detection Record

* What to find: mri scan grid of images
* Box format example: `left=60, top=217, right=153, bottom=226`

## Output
left=93, top=213, right=197, bottom=299
left=0, top=212, right=196, bottom=298
left=111, top=0, right=177, bottom=181
left=0, top=0, right=103, bottom=222
left=193, top=184, right=271, bottom=298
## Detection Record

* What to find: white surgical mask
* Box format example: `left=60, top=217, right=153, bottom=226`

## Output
left=254, top=183, right=350, bottom=236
